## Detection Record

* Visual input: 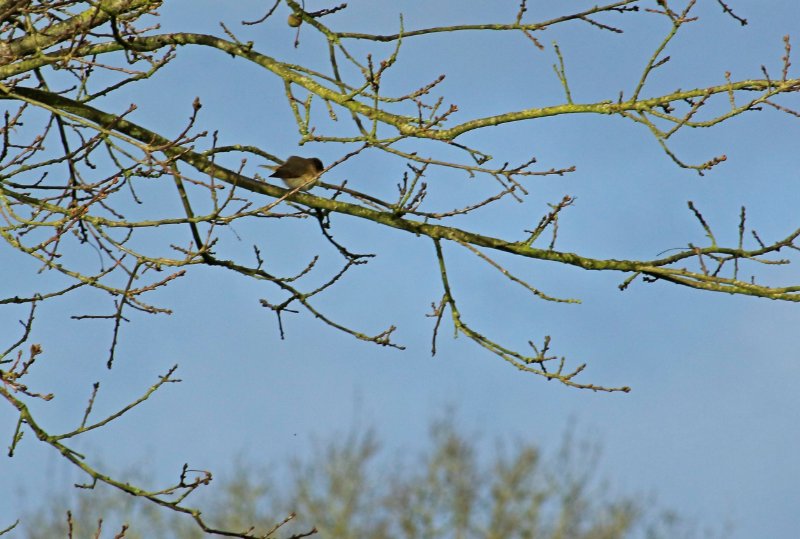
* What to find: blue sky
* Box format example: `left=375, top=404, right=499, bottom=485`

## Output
left=2, top=1, right=799, bottom=537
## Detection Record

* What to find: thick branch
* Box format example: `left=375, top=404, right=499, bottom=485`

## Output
left=3, top=32, right=797, bottom=142
left=0, top=0, right=160, bottom=65
left=2, top=86, right=798, bottom=302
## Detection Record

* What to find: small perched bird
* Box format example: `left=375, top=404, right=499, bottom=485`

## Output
left=269, top=156, right=324, bottom=191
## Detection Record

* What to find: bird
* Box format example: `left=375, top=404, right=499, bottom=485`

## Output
left=268, top=156, right=324, bottom=191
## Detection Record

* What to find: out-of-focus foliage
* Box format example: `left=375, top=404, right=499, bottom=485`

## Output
left=23, top=419, right=716, bottom=539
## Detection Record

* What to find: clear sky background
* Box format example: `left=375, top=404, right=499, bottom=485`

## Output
left=2, top=1, right=799, bottom=537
